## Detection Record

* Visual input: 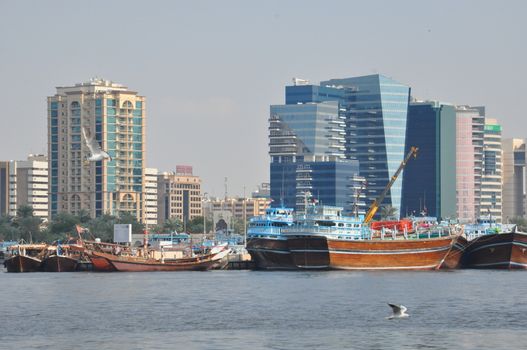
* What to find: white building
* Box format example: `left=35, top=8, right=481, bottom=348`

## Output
left=144, top=167, right=158, bottom=227
left=0, top=154, right=49, bottom=220
left=481, top=119, right=502, bottom=222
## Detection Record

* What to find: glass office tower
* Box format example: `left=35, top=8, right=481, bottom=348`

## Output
left=320, top=75, right=411, bottom=216
left=401, top=101, right=457, bottom=220
left=269, top=94, right=362, bottom=214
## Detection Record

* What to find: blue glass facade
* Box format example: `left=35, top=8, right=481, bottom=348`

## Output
left=320, top=75, right=411, bottom=216
left=281, top=75, right=411, bottom=216
left=270, top=101, right=344, bottom=158
left=401, top=102, right=457, bottom=219
left=270, top=159, right=360, bottom=213
left=285, top=85, right=345, bottom=105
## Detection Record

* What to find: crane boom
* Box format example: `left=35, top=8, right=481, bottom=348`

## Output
left=363, top=146, right=418, bottom=224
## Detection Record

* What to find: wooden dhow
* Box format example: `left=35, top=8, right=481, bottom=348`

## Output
left=462, top=229, right=527, bottom=269
left=90, top=250, right=219, bottom=272
left=283, top=205, right=465, bottom=270
left=4, top=244, right=46, bottom=272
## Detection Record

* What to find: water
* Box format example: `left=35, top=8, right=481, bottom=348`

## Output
left=1, top=269, right=526, bottom=350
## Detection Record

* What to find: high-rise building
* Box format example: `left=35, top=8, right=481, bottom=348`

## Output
left=157, top=166, right=202, bottom=227
left=401, top=101, right=457, bottom=219
left=269, top=94, right=362, bottom=213
left=0, top=155, right=48, bottom=220
left=455, top=105, right=485, bottom=222
left=47, top=79, right=146, bottom=221
left=144, top=168, right=158, bottom=227
left=502, top=138, right=526, bottom=221
left=321, top=75, right=411, bottom=215
left=481, top=119, right=502, bottom=222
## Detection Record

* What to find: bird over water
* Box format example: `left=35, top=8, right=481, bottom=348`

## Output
left=387, top=303, right=409, bottom=319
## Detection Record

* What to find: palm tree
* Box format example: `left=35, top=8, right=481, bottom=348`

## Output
left=380, top=205, right=398, bottom=220
left=14, top=205, right=41, bottom=242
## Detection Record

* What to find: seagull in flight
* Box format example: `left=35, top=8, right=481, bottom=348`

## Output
left=82, top=127, right=112, bottom=162
left=386, top=303, right=409, bottom=319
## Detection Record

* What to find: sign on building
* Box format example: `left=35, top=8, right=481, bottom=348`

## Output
left=113, top=224, right=132, bottom=243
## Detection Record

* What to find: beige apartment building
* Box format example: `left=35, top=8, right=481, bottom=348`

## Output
left=0, top=155, right=49, bottom=220
left=48, top=79, right=146, bottom=221
left=205, top=196, right=271, bottom=231
left=157, top=166, right=202, bottom=226
left=502, top=138, right=527, bottom=221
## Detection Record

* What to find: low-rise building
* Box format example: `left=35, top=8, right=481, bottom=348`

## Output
left=157, top=166, right=202, bottom=226
left=0, top=154, right=48, bottom=220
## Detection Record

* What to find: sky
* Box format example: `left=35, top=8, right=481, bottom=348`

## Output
left=0, top=0, right=525, bottom=197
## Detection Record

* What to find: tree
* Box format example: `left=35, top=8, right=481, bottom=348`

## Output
left=380, top=205, right=398, bottom=220
left=186, top=216, right=213, bottom=234
left=118, top=212, right=145, bottom=235
left=0, top=215, right=19, bottom=241
left=13, top=205, right=41, bottom=242
left=77, top=209, right=92, bottom=224
left=155, top=217, right=183, bottom=233
left=47, top=212, right=81, bottom=237
left=86, top=214, right=117, bottom=242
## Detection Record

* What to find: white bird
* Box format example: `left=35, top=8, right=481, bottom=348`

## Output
left=82, top=127, right=112, bottom=162
left=386, top=303, right=409, bottom=319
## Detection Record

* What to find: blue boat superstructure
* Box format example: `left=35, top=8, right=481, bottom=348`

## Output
left=246, top=207, right=295, bottom=269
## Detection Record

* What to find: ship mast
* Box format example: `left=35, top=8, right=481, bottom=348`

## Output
left=363, top=146, right=418, bottom=224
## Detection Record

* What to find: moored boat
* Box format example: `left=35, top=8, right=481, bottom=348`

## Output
left=283, top=205, right=464, bottom=270
left=463, top=230, right=527, bottom=269
left=41, top=255, right=78, bottom=272
left=4, top=244, right=46, bottom=272
left=91, top=250, right=222, bottom=272
left=5, top=254, right=43, bottom=273
left=246, top=207, right=295, bottom=269
left=327, top=234, right=464, bottom=270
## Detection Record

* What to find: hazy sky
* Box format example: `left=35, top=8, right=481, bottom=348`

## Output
left=0, top=0, right=525, bottom=197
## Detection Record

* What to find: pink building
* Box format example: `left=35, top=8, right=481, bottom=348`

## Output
left=455, top=106, right=484, bottom=222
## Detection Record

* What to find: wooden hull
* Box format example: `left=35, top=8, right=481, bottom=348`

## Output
left=41, top=255, right=78, bottom=272
left=287, top=235, right=330, bottom=269
left=92, top=251, right=215, bottom=272
left=89, top=254, right=116, bottom=272
left=5, top=255, right=42, bottom=272
left=327, top=236, right=459, bottom=270
left=246, top=237, right=295, bottom=270
left=463, top=232, right=527, bottom=269
left=440, top=236, right=468, bottom=269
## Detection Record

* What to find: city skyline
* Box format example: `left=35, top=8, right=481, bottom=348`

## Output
left=1, top=0, right=526, bottom=197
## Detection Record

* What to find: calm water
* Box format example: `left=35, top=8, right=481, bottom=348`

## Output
left=1, top=268, right=526, bottom=350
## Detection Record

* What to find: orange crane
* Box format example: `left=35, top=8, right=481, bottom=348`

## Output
left=363, top=146, right=418, bottom=224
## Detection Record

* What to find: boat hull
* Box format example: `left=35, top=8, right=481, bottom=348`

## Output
left=92, top=251, right=215, bottom=272
left=246, top=237, right=295, bottom=270
left=463, top=232, right=527, bottom=269
left=41, top=255, right=78, bottom=272
left=440, top=235, right=467, bottom=269
left=326, top=236, right=460, bottom=270
left=5, top=255, right=42, bottom=273
left=287, top=235, right=330, bottom=269
left=89, top=254, right=116, bottom=272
